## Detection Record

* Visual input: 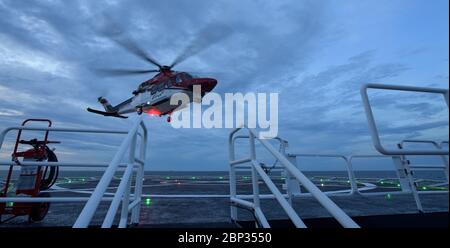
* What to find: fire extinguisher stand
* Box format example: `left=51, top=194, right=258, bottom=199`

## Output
left=0, top=119, right=55, bottom=223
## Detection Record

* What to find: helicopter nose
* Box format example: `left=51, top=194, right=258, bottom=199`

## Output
left=192, top=78, right=217, bottom=92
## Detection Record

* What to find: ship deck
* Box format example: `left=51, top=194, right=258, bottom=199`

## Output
left=1, top=173, right=448, bottom=227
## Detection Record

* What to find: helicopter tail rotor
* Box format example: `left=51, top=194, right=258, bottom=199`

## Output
left=97, top=97, right=115, bottom=112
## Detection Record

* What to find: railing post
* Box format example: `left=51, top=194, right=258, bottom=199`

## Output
left=399, top=140, right=449, bottom=183
left=119, top=173, right=132, bottom=228
left=131, top=166, right=144, bottom=224
left=279, top=140, right=300, bottom=205
left=131, top=123, right=147, bottom=225
left=440, top=141, right=449, bottom=183
left=392, top=154, right=423, bottom=212
left=248, top=131, right=261, bottom=227
left=101, top=164, right=134, bottom=228
left=229, top=131, right=238, bottom=221
left=285, top=155, right=301, bottom=204
left=73, top=116, right=143, bottom=228
left=391, top=156, right=412, bottom=192
left=345, top=157, right=359, bottom=195
left=118, top=130, right=138, bottom=227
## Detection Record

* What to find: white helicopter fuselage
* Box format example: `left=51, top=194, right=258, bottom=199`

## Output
left=117, top=87, right=193, bottom=115
left=88, top=72, right=217, bottom=119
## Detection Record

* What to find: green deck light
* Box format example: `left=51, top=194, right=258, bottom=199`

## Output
left=397, top=184, right=401, bottom=187
left=191, top=176, right=197, bottom=180
left=6, top=202, right=13, bottom=207
left=144, top=198, right=152, bottom=206
left=320, top=183, right=324, bottom=187
left=165, top=176, right=171, bottom=180
left=219, top=176, right=224, bottom=180
left=386, top=193, right=392, bottom=200
left=422, top=186, right=427, bottom=190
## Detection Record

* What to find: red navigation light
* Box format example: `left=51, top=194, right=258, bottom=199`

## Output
left=145, top=108, right=161, bottom=116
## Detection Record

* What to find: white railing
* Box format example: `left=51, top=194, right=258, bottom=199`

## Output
left=288, top=154, right=358, bottom=195
left=360, top=83, right=449, bottom=156
left=0, top=116, right=148, bottom=228
left=229, top=132, right=449, bottom=225
left=398, top=139, right=449, bottom=182
left=229, top=127, right=360, bottom=228
left=290, top=150, right=448, bottom=197
left=360, top=83, right=449, bottom=212
left=73, top=116, right=147, bottom=228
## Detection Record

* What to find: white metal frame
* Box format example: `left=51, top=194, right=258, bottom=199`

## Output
left=229, top=127, right=360, bottom=228
left=398, top=139, right=449, bottom=182
left=229, top=135, right=448, bottom=223
left=288, top=154, right=359, bottom=195
left=0, top=116, right=148, bottom=228
left=360, top=83, right=449, bottom=155
left=360, top=83, right=449, bottom=212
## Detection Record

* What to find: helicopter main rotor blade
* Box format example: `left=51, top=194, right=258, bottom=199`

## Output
left=98, top=16, right=163, bottom=69
left=93, top=68, right=160, bottom=77
left=110, top=36, right=163, bottom=69
left=170, top=23, right=232, bottom=68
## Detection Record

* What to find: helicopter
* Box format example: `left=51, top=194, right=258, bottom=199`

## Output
left=87, top=25, right=221, bottom=122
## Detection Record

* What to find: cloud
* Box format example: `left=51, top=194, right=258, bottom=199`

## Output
left=0, top=34, right=74, bottom=78
left=0, top=108, right=23, bottom=116
left=0, top=84, right=45, bottom=105
left=0, top=0, right=448, bottom=170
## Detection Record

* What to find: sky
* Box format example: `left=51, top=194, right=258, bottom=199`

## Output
left=0, top=0, right=448, bottom=171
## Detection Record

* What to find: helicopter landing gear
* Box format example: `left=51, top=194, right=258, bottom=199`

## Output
left=136, top=107, right=143, bottom=115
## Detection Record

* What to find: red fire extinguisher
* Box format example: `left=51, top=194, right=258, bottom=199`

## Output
left=0, top=119, right=60, bottom=223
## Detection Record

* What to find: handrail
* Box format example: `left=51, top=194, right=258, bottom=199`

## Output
left=229, top=138, right=448, bottom=211
left=398, top=140, right=449, bottom=175
left=0, top=117, right=148, bottom=228
left=229, top=127, right=360, bottom=228
left=73, top=116, right=147, bottom=228
left=0, top=160, right=130, bottom=168
left=101, top=163, right=134, bottom=227
left=288, top=153, right=358, bottom=194
left=0, top=126, right=127, bottom=151
left=399, top=139, right=442, bottom=149
left=252, top=160, right=306, bottom=228
left=360, top=83, right=449, bottom=155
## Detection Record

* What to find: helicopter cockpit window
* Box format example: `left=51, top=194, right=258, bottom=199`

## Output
left=175, top=75, right=183, bottom=84
left=181, top=73, right=193, bottom=81
left=156, top=82, right=165, bottom=91
left=146, top=85, right=154, bottom=92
